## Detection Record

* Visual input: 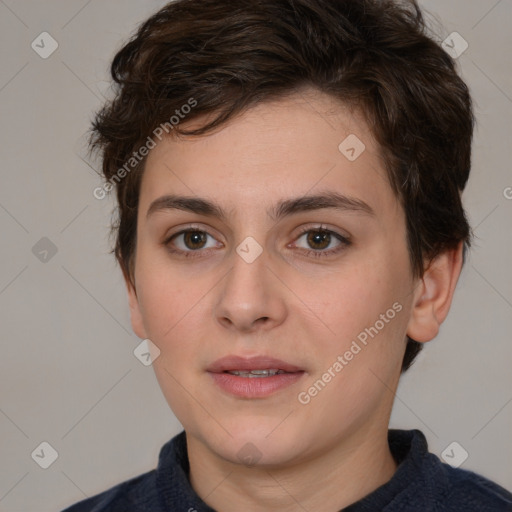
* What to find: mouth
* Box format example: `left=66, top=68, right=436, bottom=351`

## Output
left=207, top=355, right=306, bottom=397
left=207, top=355, right=304, bottom=374
left=223, top=369, right=288, bottom=378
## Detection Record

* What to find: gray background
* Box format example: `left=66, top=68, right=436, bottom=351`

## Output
left=0, top=1, right=510, bottom=510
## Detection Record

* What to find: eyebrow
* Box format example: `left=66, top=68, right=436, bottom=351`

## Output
left=146, top=191, right=375, bottom=222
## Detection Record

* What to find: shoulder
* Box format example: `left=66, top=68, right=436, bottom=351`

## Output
left=386, top=430, right=512, bottom=511
left=60, top=469, right=159, bottom=512
left=60, top=430, right=205, bottom=512
left=439, top=465, right=512, bottom=511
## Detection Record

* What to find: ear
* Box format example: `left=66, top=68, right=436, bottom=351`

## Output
left=124, top=272, right=148, bottom=340
left=406, top=242, right=464, bottom=343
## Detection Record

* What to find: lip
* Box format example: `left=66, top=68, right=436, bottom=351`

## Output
left=207, top=355, right=306, bottom=398
left=207, top=355, right=304, bottom=373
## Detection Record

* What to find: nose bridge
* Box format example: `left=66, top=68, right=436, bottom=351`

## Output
left=214, top=241, right=285, bottom=331
left=224, top=244, right=271, bottom=308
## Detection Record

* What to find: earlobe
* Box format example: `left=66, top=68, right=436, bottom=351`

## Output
left=406, top=242, right=464, bottom=343
left=124, top=273, right=148, bottom=340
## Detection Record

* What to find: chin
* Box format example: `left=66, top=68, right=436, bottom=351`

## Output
left=204, top=419, right=307, bottom=467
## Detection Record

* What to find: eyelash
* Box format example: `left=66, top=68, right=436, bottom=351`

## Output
left=163, top=225, right=351, bottom=260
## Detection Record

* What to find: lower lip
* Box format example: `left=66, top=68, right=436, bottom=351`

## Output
left=209, top=371, right=305, bottom=398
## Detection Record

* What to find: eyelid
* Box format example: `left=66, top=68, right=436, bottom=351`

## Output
left=164, top=223, right=220, bottom=242
left=292, top=224, right=350, bottom=242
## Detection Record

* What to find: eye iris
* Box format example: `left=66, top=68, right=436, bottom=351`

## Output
left=307, top=230, right=330, bottom=250
left=184, top=231, right=207, bottom=250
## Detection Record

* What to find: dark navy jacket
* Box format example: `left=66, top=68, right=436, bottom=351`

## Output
left=61, top=429, right=512, bottom=511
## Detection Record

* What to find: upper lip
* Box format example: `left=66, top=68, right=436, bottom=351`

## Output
left=207, top=355, right=304, bottom=373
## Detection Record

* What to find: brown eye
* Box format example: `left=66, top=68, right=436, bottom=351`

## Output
left=306, top=230, right=331, bottom=250
left=166, top=229, right=219, bottom=257
left=182, top=231, right=208, bottom=250
left=292, top=227, right=351, bottom=258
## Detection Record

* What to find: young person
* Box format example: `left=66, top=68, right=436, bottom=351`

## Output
left=63, top=0, right=512, bottom=510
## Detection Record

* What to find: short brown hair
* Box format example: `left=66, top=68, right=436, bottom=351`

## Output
left=89, top=0, right=474, bottom=372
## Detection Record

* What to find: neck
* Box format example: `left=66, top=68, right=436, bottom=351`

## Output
left=187, top=421, right=398, bottom=512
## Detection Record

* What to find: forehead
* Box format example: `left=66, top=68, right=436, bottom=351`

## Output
left=139, top=90, right=397, bottom=220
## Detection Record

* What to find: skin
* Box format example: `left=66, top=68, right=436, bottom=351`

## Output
left=125, top=88, right=463, bottom=511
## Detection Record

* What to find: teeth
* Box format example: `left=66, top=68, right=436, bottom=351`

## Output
left=226, top=369, right=286, bottom=377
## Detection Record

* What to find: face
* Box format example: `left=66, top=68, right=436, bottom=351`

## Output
left=127, top=89, right=419, bottom=467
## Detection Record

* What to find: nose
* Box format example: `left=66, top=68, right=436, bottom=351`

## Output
left=213, top=248, right=287, bottom=333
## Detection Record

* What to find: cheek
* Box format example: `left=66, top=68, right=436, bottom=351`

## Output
left=135, top=248, right=195, bottom=335
left=303, top=268, right=397, bottom=341
left=299, top=252, right=411, bottom=377
left=134, top=254, right=216, bottom=375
